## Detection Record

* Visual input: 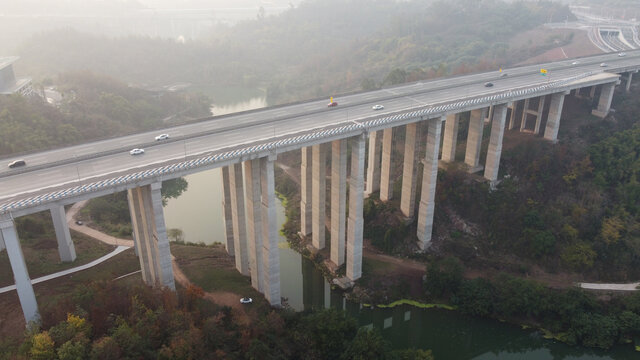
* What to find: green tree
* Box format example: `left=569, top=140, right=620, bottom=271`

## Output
left=341, top=328, right=390, bottom=360
left=425, top=257, right=464, bottom=298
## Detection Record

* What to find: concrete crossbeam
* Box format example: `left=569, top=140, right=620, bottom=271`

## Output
left=300, top=147, right=313, bottom=235
left=380, top=127, right=395, bottom=201
left=244, top=159, right=264, bottom=292
left=260, top=157, right=280, bottom=306
left=312, top=144, right=327, bottom=249
left=483, top=104, right=508, bottom=182
left=221, top=166, right=235, bottom=256
left=127, top=183, right=175, bottom=290
left=544, top=92, right=566, bottom=142
left=441, top=113, right=460, bottom=163
left=50, top=205, right=76, bottom=262
left=229, top=163, right=249, bottom=275
left=365, top=131, right=382, bottom=196
left=417, top=117, right=443, bottom=250
left=464, top=108, right=486, bottom=172
left=347, top=134, right=365, bottom=280
left=400, top=122, right=421, bottom=219
left=592, top=83, right=616, bottom=118
left=330, top=139, right=347, bottom=266
left=0, top=216, right=40, bottom=325
left=534, top=95, right=546, bottom=135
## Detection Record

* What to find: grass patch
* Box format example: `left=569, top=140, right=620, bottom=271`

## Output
left=170, top=243, right=255, bottom=296
left=0, top=231, right=115, bottom=287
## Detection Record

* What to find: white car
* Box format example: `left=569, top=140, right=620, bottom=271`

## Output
left=372, top=104, right=384, bottom=110
left=155, top=133, right=170, bottom=141
left=129, top=148, right=145, bottom=155
left=618, top=52, right=626, bottom=57
left=571, top=61, right=579, bottom=65
left=600, top=62, right=608, bottom=67
left=240, top=297, right=253, bottom=304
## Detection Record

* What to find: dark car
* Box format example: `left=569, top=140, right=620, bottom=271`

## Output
left=484, top=82, right=494, bottom=87
left=8, top=160, right=26, bottom=168
left=327, top=101, right=338, bottom=107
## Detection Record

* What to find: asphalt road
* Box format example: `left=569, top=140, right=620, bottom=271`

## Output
left=1, top=50, right=639, bottom=205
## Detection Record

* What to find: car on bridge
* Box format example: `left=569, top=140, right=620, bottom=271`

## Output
left=155, top=133, right=170, bottom=141
left=327, top=101, right=338, bottom=107
left=129, top=148, right=145, bottom=155
left=484, top=82, right=493, bottom=87
left=8, top=159, right=26, bottom=168
left=619, top=52, right=626, bottom=57
left=372, top=104, right=384, bottom=110
left=600, top=62, right=608, bottom=67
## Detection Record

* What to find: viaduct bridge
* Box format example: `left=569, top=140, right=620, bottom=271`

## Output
left=1, top=51, right=639, bottom=324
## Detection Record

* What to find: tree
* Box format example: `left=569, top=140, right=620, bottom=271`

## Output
left=161, top=178, right=189, bottom=206
left=425, top=257, right=464, bottom=297
left=29, top=332, right=55, bottom=360
left=341, top=328, right=390, bottom=360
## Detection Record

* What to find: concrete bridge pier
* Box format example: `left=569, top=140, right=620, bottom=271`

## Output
left=228, top=163, right=249, bottom=275
left=260, top=156, right=281, bottom=306
left=592, top=82, right=616, bottom=118
left=464, top=108, right=486, bottom=173
left=380, top=127, right=395, bottom=201
left=417, top=117, right=443, bottom=250
left=346, top=134, right=365, bottom=280
left=300, top=147, right=313, bottom=236
left=330, top=139, right=347, bottom=266
left=312, top=144, right=327, bottom=250
left=483, top=104, right=508, bottom=182
left=244, top=159, right=264, bottom=292
left=520, top=98, right=530, bottom=132
left=0, top=232, right=4, bottom=251
left=441, top=113, right=460, bottom=163
left=221, top=167, right=235, bottom=256
left=544, top=92, right=568, bottom=143
left=127, top=183, right=175, bottom=290
left=508, top=101, right=518, bottom=130
left=400, top=122, right=421, bottom=219
left=625, top=71, right=636, bottom=92
left=50, top=205, right=76, bottom=262
left=365, top=131, right=382, bottom=197
left=533, top=95, right=546, bottom=135
left=0, top=215, right=40, bottom=325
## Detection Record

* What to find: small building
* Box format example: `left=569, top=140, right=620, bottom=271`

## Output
left=0, top=56, right=33, bottom=97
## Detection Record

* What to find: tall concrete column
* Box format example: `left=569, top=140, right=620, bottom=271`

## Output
left=625, top=72, right=634, bottom=92
left=229, top=163, right=249, bottom=275
left=400, top=122, right=421, bottom=219
left=483, top=104, right=508, bottom=182
left=346, top=134, right=365, bottom=281
left=589, top=85, right=597, bottom=99
left=379, top=127, right=395, bottom=201
left=0, top=232, right=4, bottom=251
left=365, top=131, right=382, bottom=196
left=260, top=156, right=280, bottom=306
left=221, top=166, right=235, bottom=256
left=50, top=205, right=76, bottom=262
left=330, top=140, right=347, bottom=266
left=485, top=105, right=494, bottom=123
left=464, top=108, right=486, bottom=172
left=244, top=159, right=263, bottom=292
left=312, top=144, right=327, bottom=249
left=520, top=98, right=530, bottom=131
left=441, top=113, right=460, bottom=163
left=544, top=92, right=567, bottom=143
left=0, top=216, right=40, bottom=325
left=300, top=147, right=313, bottom=235
left=592, top=82, right=616, bottom=118
left=508, top=101, right=518, bottom=130
left=127, top=183, right=175, bottom=290
left=534, top=96, right=546, bottom=135
left=417, top=117, right=443, bottom=250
